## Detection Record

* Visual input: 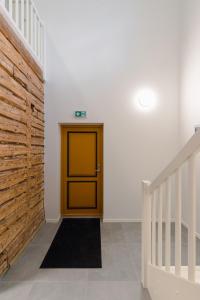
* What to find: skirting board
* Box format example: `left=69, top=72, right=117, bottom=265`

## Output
left=103, top=219, right=142, bottom=223
left=46, top=218, right=142, bottom=223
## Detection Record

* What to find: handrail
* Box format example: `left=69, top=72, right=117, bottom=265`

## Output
left=0, top=0, right=45, bottom=69
left=149, top=129, right=200, bottom=193
left=142, top=129, right=200, bottom=288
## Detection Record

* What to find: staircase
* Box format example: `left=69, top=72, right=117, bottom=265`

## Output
left=142, top=130, right=200, bottom=299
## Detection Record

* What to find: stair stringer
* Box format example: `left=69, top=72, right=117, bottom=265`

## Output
left=147, top=264, right=200, bottom=300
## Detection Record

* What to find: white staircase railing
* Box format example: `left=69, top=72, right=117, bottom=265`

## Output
left=142, top=129, right=200, bottom=290
left=0, top=0, right=44, bottom=68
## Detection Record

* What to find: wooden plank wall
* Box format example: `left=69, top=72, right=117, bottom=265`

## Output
left=0, top=13, right=45, bottom=275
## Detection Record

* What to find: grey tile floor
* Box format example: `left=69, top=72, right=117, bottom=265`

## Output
left=0, top=222, right=151, bottom=300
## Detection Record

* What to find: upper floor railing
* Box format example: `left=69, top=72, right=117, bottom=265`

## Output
left=142, top=129, right=200, bottom=287
left=0, top=0, right=44, bottom=68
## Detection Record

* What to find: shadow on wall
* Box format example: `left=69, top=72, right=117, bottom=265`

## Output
left=45, top=33, right=86, bottom=111
left=43, top=33, right=89, bottom=220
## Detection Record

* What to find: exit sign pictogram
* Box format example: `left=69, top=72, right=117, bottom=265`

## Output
left=74, top=111, right=87, bottom=118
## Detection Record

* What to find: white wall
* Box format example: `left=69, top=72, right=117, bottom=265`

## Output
left=35, top=0, right=180, bottom=222
left=179, top=0, right=200, bottom=233
left=179, top=0, right=200, bottom=145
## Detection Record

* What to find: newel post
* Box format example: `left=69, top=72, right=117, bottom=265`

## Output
left=142, top=180, right=151, bottom=288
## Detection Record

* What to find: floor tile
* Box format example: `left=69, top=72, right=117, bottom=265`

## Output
left=28, top=282, right=86, bottom=300
left=122, top=222, right=141, bottom=243
left=85, top=281, right=123, bottom=300
left=85, top=281, right=150, bottom=300
left=30, top=223, right=60, bottom=246
left=0, top=282, right=33, bottom=300
left=32, top=269, right=88, bottom=282
left=2, top=245, right=49, bottom=282
left=88, top=241, right=138, bottom=281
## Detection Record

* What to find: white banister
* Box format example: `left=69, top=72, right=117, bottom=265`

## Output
left=26, top=0, right=29, bottom=42
left=9, top=0, right=12, bottom=16
left=41, top=23, right=44, bottom=66
left=158, top=184, right=163, bottom=267
left=188, top=154, right=197, bottom=282
left=15, top=0, right=19, bottom=28
left=30, top=1, right=33, bottom=47
left=151, top=190, right=157, bottom=265
left=149, top=130, right=200, bottom=193
left=1, top=0, right=5, bottom=7
left=142, top=130, right=200, bottom=288
left=142, top=180, right=151, bottom=288
left=21, top=0, right=25, bottom=35
left=0, top=0, right=45, bottom=69
left=175, top=168, right=182, bottom=276
left=165, top=177, right=171, bottom=272
left=37, top=18, right=40, bottom=57
left=33, top=10, right=37, bottom=52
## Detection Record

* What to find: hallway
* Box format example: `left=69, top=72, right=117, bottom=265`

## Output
left=0, top=222, right=151, bottom=300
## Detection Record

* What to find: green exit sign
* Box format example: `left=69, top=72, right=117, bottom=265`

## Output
left=74, top=111, right=87, bottom=118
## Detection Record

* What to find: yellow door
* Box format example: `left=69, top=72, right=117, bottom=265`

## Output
left=61, top=125, right=103, bottom=217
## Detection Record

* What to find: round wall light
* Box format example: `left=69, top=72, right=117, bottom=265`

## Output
left=136, top=88, right=157, bottom=111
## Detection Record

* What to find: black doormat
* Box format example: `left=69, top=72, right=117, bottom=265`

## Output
left=40, top=218, right=102, bottom=268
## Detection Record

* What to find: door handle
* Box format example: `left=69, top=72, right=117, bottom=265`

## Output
left=95, top=164, right=101, bottom=173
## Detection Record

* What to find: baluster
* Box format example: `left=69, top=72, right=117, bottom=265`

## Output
left=148, top=193, right=152, bottom=266
left=158, top=184, right=163, bottom=267
left=9, top=0, right=13, bottom=17
left=37, top=18, right=40, bottom=57
left=26, top=0, right=29, bottom=42
left=35, top=15, right=38, bottom=55
left=152, top=190, right=157, bottom=265
left=21, top=0, right=25, bottom=35
left=15, top=0, right=19, bottom=27
left=30, top=0, right=33, bottom=47
left=41, top=24, right=44, bottom=66
left=175, top=168, right=182, bottom=276
left=165, top=177, right=171, bottom=272
left=1, top=0, right=6, bottom=8
left=188, top=154, right=197, bottom=282
left=38, top=22, right=42, bottom=61
left=142, top=181, right=151, bottom=288
left=34, top=10, right=37, bottom=53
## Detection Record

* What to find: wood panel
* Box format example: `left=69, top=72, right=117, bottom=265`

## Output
left=0, top=13, right=44, bottom=275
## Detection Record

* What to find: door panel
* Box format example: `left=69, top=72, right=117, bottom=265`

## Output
left=67, top=132, right=97, bottom=177
left=61, top=125, right=103, bottom=217
left=67, top=181, right=97, bottom=209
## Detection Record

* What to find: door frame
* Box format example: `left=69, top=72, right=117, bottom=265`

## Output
left=60, top=123, right=104, bottom=218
